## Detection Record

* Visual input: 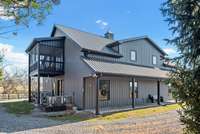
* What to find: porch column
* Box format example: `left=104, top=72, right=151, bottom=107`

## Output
left=28, top=54, right=31, bottom=102
left=37, top=47, right=40, bottom=105
left=37, top=75, right=40, bottom=104
left=157, top=80, right=160, bottom=105
left=95, top=75, right=100, bottom=115
left=82, top=77, right=86, bottom=110
left=131, top=77, right=135, bottom=108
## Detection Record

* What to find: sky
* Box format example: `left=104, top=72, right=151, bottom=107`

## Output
left=0, top=0, right=178, bottom=71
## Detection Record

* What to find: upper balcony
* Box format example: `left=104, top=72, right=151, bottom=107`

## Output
left=26, top=37, right=65, bottom=77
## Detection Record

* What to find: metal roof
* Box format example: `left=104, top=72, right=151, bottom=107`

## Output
left=52, top=24, right=116, bottom=51
left=82, top=58, right=169, bottom=79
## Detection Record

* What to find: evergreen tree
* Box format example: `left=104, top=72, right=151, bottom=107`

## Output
left=161, top=0, right=200, bottom=133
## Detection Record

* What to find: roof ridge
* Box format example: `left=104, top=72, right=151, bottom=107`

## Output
left=54, top=24, right=115, bottom=41
left=118, top=35, right=149, bottom=42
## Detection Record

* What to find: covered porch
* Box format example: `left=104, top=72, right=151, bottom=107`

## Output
left=82, top=58, right=172, bottom=115
left=26, top=36, right=73, bottom=111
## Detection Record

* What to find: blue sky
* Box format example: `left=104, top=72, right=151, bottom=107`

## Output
left=0, top=0, right=177, bottom=69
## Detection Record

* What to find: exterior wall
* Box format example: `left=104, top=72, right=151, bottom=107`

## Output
left=87, top=39, right=166, bottom=69
left=119, top=39, right=164, bottom=68
left=54, top=29, right=93, bottom=109
left=85, top=76, right=169, bottom=109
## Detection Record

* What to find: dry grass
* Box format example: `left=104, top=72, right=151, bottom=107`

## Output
left=90, top=104, right=180, bottom=122
left=49, top=104, right=180, bottom=122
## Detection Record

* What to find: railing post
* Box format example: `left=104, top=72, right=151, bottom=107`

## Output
left=132, top=77, right=135, bottom=108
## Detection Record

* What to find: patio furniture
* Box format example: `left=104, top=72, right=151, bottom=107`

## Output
left=42, top=96, right=73, bottom=112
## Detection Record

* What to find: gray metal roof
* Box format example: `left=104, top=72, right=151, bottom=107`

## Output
left=53, top=24, right=115, bottom=51
left=83, top=58, right=169, bottom=79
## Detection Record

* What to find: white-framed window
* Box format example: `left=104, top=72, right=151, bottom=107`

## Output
left=152, top=55, right=157, bottom=65
left=130, top=51, right=136, bottom=61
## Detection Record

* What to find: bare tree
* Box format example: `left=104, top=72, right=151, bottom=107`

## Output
left=0, top=66, right=28, bottom=99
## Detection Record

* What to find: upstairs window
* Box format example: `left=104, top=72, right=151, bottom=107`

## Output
left=130, top=51, right=136, bottom=61
left=152, top=55, right=157, bottom=65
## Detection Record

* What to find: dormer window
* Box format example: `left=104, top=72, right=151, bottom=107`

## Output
left=130, top=51, right=136, bottom=61
left=152, top=55, right=157, bottom=65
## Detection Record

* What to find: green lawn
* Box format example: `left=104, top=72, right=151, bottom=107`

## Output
left=49, top=104, right=180, bottom=122
left=2, top=101, right=34, bottom=115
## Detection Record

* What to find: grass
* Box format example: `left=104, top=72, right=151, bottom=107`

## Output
left=49, top=104, right=180, bottom=122
left=91, top=104, right=181, bottom=122
left=2, top=101, right=34, bottom=115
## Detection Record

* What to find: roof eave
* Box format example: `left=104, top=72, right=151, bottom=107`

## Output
left=25, top=36, right=65, bottom=53
left=81, top=48, right=123, bottom=58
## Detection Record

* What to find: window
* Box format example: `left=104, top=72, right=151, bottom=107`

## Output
left=152, top=55, right=157, bottom=65
left=129, top=81, right=139, bottom=98
left=99, top=80, right=110, bottom=101
left=130, top=51, right=136, bottom=61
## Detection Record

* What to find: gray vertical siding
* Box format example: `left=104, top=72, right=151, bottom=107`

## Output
left=119, top=39, right=164, bottom=68
left=51, top=28, right=169, bottom=109
left=53, top=29, right=93, bottom=108
left=87, top=39, right=165, bottom=69
left=85, top=76, right=169, bottom=109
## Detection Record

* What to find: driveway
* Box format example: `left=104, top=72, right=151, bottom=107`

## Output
left=0, top=104, right=183, bottom=134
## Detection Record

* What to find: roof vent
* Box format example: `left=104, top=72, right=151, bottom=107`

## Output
left=104, top=31, right=114, bottom=40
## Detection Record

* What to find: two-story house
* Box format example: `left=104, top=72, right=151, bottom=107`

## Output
left=26, top=24, right=172, bottom=114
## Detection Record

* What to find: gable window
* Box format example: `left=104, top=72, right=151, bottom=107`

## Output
left=99, top=80, right=110, bottom=101
left=152, top=55, right=157, bottom=65
left=129, top=81, right=139, bottom=98
left=130, top=51, right=136, bottom=61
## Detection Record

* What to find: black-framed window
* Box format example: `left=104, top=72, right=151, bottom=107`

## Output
left=152, top=55, right=157, bottom=65
left=129, top=81, right=139, bottom=98
left=130, top=50, right=136, bottom=61
left=99, top=80, right=110, bottom=101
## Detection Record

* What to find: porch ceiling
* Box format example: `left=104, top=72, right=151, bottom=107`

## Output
left=82, top=58, right=169, bottom=79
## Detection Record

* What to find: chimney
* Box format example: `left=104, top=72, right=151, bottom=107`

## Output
left=104, top=31, right=114, bottom=40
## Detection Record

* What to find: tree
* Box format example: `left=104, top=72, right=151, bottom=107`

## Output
left=161, top=0, right=200, bottom=133
left=1, top=67, right=28, bottom=97
left=0, top=0, right=60, bottom=35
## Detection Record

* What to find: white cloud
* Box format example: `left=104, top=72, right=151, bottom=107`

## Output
left=0, top=6, right=14, bottom=20
left=0, top=43, right=28, bottom=69
left=96, top=19, right=109, bottom=30
left=163, top=48, right=176, bottom=55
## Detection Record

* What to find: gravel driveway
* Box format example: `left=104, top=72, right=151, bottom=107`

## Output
left=0, top=104, right=183, bottom=134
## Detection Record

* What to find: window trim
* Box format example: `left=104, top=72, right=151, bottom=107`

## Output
left=99, top=79, right=110, bottom=101
left=130, top=50, right=137, bottom=61
left=152, top=55, right=157, bottom=65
